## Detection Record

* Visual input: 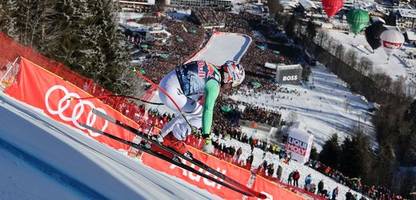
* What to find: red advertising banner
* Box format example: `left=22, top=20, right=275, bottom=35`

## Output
left=250, top=175, right=305, bottom=200
left=143, top=146, right=305, bottom=200
left=142, top=146, right=250, bottom=199
left=4, top=57, right=138, bottom=150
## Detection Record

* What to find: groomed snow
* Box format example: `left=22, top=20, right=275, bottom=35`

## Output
left=190, top=32, right=252, bottom=66
left=0, top=92, right=216, bottom=200
left=229, top=63, right=376, bottom=151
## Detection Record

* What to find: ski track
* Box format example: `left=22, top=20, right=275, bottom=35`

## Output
left=0, top=136, right=107, bottom=200
left=0, top=92, right=216, bottom=200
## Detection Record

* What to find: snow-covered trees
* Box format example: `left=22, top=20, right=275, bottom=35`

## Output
left=0, top=0, right=18, bottom=38
left=0, top=0, right=132, bottom=93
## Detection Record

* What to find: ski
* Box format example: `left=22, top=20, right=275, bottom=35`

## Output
left=92, top=109, right=267, bottom=199
left=80, top=124, right=257, bottom=197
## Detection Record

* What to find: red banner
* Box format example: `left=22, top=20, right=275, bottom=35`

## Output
left=142, top=146, right=250, bottom=199
left=143, top=146, right=305, bottom=200
left=4, top=57, right=138, bottom=150
left=250, top=175, right=305, bottom=200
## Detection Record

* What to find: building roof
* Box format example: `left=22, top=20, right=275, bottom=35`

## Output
left=277, top=64, right=302, bottom=70
left=299, top=0, right=316, bottom=10
left=406, top=30, right=416, bottom=41
left=264, top=62, right=278, bottom=69
left=398, top=9, right=416, bottom=19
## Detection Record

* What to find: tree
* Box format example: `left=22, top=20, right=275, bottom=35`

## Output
left=0, top=0, right=51, bottom=45
left=0, top=0, right=19, bottom=38
left=39, top=0, right=132, bottom=93
left=302, top=66, right=311, bottom=81
left=405, top=100, right=416, bottom=131
left=310, top=146, right=319, bottom=161
left=317, top=31, right=329, bottom=47
left=386, top=10, right=397, bottom=26
left=267, top=0, right=283, bottom=18
left=390, top=76, right=406, bottom=97
left=40, top=0, right=90, bottom=67
left=14, top=0, right=52, bottom=46
left=334, top=43, right=345, bottom=60
left=339, top=130, right=374, bottom=181
left=319, top=134, right=341, bottom=168
left=358, top=57, right=373, bottom=75
left=371, top=73, right=392, bottom=94
left=284, top=14, right=296, bottom=38
left=306, top=19, right=317, bottom=40
left=344, top=49, right=358, bottom=69
left=84, top=0, right=131, bottom=93
left=370, top=143, right=395, bottom=187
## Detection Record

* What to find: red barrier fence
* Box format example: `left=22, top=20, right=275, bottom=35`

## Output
left=5, top=57, right=139, bottom=151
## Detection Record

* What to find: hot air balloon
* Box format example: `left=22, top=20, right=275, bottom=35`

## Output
left=321, top=0, right=344, bottom=18
left=347, top=9, right=370, bottom=35
left=380, top=29, right=404, bottom=60
left=364, top=21, right=387, bottom=52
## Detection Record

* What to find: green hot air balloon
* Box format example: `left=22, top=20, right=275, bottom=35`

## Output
left=347, top=9, right=370, bottom=35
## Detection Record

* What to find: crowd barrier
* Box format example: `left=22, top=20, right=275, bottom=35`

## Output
left=5, top=57, right=140, bottom=151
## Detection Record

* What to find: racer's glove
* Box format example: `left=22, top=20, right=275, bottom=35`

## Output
left=193, top=127, right=203, bottom=138
left=151, top=135, right=164, bottom=144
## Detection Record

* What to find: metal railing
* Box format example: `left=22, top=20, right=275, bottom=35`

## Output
left=0, top=57, right=19, bottom=90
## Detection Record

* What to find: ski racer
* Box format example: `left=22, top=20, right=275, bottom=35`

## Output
left=155, top=60, right=245, bottom=157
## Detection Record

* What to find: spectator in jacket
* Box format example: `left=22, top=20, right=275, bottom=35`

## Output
left=318, top=179, right=325, bottom=195
left=292, top=170, right=300, bottom=187
left=332, top=187, right=339, bottom=200
left=304, top=174, right=312, bottom=190
left=288, top=171, right=294, bottom=185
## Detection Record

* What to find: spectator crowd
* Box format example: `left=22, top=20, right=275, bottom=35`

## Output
left=118, top=9, right=404, bottom=200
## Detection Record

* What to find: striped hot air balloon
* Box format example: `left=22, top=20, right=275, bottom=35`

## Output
left=380, top=29, right=405, bottom=60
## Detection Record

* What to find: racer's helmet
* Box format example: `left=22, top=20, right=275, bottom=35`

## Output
left=222, top=60, right=245, bottom=87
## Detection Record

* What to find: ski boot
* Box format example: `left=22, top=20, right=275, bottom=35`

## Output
left=172, top=151, right=193, bottom=164
left=184, top=151, right=193, bottom=160
left=134, top=136, right=152, bottom=150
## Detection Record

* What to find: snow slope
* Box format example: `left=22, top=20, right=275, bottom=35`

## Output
left=190, top=32, right=252, bottom=66
left=0, top=92, right=216, bottom=200
left=229, top=63, right=376, bottom=150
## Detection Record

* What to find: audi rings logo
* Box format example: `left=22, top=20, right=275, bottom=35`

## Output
left=45, top=85, right=108, bottom=137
